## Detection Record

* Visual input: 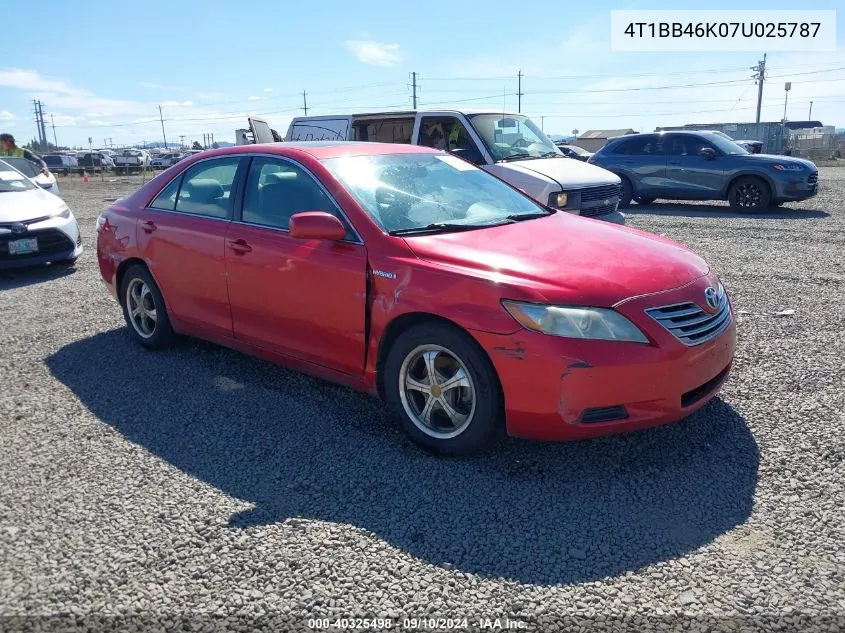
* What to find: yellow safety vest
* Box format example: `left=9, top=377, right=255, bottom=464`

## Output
left=0, top=147, right=25, bottom=157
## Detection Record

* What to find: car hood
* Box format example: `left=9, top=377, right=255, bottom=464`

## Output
left=0, top=188, right=66, bottom=223
left=498, top=156, right=621, bottom=189
left=738, top=154, right=817, bottom=170
left=402, top=212, right=709, bottom=307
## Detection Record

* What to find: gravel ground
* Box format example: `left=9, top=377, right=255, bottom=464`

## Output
left=1, top=168, right=843, bottom=632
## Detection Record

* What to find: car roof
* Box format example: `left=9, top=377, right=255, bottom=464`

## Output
left=198, top=141, right=441, bottom=160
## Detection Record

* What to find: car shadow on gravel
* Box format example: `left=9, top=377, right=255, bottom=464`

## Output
left=624, top=202, right=829, bottom=219
left=47, top=330, right=759, bottom=586
left=0, top=264, right=77, bottom=289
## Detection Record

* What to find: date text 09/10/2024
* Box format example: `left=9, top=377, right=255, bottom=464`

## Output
left=307, top=617, right=527, bottom=630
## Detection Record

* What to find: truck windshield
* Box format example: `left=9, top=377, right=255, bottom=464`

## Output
left=467, top=114, right=561, bottom=162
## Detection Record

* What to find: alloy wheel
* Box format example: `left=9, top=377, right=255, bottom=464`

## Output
left=125, top=278, right=157, bottom=339
left=398, top=344, right=477, bottom=439
left=735, top=183, right=762, bottom=208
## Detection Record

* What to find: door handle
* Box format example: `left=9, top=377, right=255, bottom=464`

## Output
left=141, top=220, right=156, bottom=233
left=227, top=238, right=252, bottom=254
left=668, top=161, right=680, bottom=165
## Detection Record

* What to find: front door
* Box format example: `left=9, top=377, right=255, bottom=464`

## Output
left=225, top=155, right=368, bottom=375
left=135, top=155, right=244, bottom=339
left=665, top=134, right=726, bottom=198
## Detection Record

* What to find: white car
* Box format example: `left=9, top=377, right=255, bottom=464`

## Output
left=0, top=159, right=82, bottom=269
left=0, top=155, right=60, bottom=196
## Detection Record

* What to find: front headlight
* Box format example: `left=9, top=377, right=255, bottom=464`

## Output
left=51, top=206, right=72, bottom=219
left=550, top=192, right=568, bottom=208
left=773, top=163, right=803, bottom=172
left=502, top=300, right=649, bottom=343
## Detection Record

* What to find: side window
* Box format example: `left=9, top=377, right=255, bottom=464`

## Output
left=418, top=117, right=475, bottom=152
left=240, top=157, right=355, bottom=238
left=174, top=157, right=241, bottom=219
left=351, top=118, right=414, bottom=144
left=613, top=136, right=664, bottom=156
left=669, top=136, right=714, bottom=156
left=149, top=175, right=182, bottom=210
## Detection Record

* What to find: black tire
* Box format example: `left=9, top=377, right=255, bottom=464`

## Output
left=384, top=322, right=504, bottom=456
left=118, top=264, right=178, bottom=350
left=635, top=196, right=656, bottom=205
left=728, top=176, right=771, bottom=212
left=618, top=176, right=633, bottom=209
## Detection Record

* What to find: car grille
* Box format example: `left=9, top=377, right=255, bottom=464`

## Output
left=808, top=172, right=818, bottom=185
left=580, top=184, right=621, bottom=203
left=0, top=228, right=74, bottom=261
left=580, top=203, right=617, bottom=218
left=645, top=285, right=732, bottom=346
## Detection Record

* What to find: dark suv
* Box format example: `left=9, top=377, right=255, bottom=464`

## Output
left=588, top=131, right=819, bottom=212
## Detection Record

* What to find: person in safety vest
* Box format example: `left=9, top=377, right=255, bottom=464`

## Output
left=0, top=133, right=49, bottom=175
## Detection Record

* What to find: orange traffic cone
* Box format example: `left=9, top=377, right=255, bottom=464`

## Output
left=82, top=170, right=90, bottom=184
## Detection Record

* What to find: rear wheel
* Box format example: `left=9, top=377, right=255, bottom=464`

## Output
left=384, top=323, right=504, bottom=456
left=119, top=265, right=178, bottom=350
left=728, top=176, right=771, bottom=212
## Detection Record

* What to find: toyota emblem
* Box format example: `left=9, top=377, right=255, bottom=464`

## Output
left=10, top=222, right=26, bottom=235
left=704, top=286, right=719, bottom=311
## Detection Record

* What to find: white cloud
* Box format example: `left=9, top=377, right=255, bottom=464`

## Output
left=343, top=40, right=402, bottom=67
left=248, top=96, right=261, bottom=101
left=0, top=110, right=15, bottom=121
left=0, top=68, right=77, bottom=94
left=161, top=100, right=194, bottom=107
left=263, top=88, right=273, bottom=92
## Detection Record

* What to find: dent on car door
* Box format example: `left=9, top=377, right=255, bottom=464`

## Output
left=224, top=155, right=368, bottom=375
left=136, top=156, right=245, bottom=338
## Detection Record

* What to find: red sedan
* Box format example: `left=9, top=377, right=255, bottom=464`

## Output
left=96, top=142, right=736, bottom=455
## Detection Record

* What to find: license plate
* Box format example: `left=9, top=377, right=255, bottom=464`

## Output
left=8, top=238, right=39, bottom=255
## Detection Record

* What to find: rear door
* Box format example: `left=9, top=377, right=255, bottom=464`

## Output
left=603, top=134, right=667, bottom=195
left=224, top=155, right=368, bottom=375
left=135, top=155, right=246, bottom=339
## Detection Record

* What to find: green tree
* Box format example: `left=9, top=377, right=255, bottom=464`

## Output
left=192, top=141, right=202, bottom=150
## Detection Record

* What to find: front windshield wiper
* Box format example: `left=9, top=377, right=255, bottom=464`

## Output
left=388, top=220, right=513, bottom=236
left=539, top=151, right=562, bottom=158
left=506, top=210, right=555, bottom=221
left=498, top=152, right=533, bottom=162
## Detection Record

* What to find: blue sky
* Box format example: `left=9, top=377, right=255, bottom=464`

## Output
left=1, top=0, right=842, bottom=148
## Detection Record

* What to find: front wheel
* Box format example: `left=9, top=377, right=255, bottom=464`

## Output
left=119, top=265, right=178, bottom=350
left=384, top=323, right=504, bottom=456
left=728, top=177, right=771, bottom=212
left=618, top=177, right=633, bottom=209
left=635, top=196, right=656, bottom=205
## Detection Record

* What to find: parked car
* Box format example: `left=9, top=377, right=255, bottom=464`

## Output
left=1, top=156, right=61, bottom=195
left=555, top=143, right=594, bottom=162
left=114, top=149, right=151, bottom=169
left=0, top=158, right=82, bottom=268
left=150, top=152, right=184, bottom=169
left=96, top=142, right=736, bottom=455
left=283, top=110, right=625, bottom=224
left=587, top=131, right=819, bottom=211
left=78, top=152, right=115, bottom=171
left=43, top=154, right=80, bottom=175
left=734, top=140, right=763, bottom=154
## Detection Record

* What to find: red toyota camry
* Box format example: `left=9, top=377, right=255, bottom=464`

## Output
left=96, top=142, right=736, bottom=455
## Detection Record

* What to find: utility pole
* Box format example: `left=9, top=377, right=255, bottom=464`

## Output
left=158, top=105, right=168, bottom=149
left=179, top=135, right=185, bottom=149
left=411, top=72, right=418, bottom=109
left=808, top=101, right=813, bottom=119
left=37, top=101, right=48, bottom=152
left=32, top=100, right=46, bottom=150
left=50, top=113, right=58, bottom=147
left=517, top=70, right=524, bottom=113
left=210, top=132, right=215, bottom=147
left=302, top=90, right=308, bottom=115
left=751, top=53, right=766, bottom=124
left=202, top=133, right=207, bottom=148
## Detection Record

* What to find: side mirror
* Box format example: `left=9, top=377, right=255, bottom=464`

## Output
left=288, top=211, right=347, bottom=241
left=699, top=147, right=716, bottom=160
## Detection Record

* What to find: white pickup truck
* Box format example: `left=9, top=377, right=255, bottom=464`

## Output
left=113, top=149, right=151, bottom=170
left=278, top=110, right=624, bottom=224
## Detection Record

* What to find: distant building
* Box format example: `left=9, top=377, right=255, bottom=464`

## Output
left=571, top=129, right=636, bottom=152
left=654, top=121, right=828, bottom=156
